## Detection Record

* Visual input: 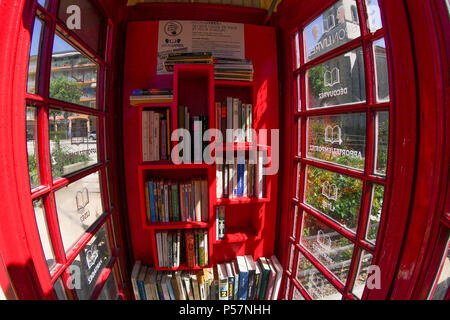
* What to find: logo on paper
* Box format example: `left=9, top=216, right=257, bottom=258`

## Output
left=322, top=181, right=338, bottom=201
left=324, top=125, right=342, bottom=145
left=324, top=67, right=340, bottom=87
left=86, top=244, right=99, bottom=270
left=76, top=187, right=89, bottom=210
left=164, top=21, right=183, bottom=36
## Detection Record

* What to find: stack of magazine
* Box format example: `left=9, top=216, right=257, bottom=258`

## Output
left=130, top=88, right=173, bottom=105
left=164, top=52, right=214, bottom=72
left=214, top=58, right=254, bottom=81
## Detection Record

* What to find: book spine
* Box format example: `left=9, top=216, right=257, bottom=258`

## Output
left=201, top=180, right=209, bottom=222
left=232, top=98, right=239, bottom=142
left=238, top=271, right=248, bottom=300
left=185, top=231, right=195, bottom=268
left=216, top=164, right=223, bottom=199
left=247, top=104, right=253, bottom=142
left=237, top=158, right=244, bottom=198
left=227, top=97, right=233, bottom=142
left=149, top=181, right=156, bottom=223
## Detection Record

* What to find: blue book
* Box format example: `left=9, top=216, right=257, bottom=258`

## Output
left=137, top=265, right=148, bottom=300
left=237, top=158, right=244, bottom=198
left=166, top=273, right=176, bottom=300
left=236, top=256, right=248, bottom=300
left=149, top=181, right=156, bottom=222
left=156, top=272, right=164, bottom=300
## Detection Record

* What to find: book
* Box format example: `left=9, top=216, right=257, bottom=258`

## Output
left=181, top=271, right=194, bottom=300
left=225, top=262, right=235, bottom=300
left=198, top=270, right=207, bottom=300
left=236, top=256, right=248, bottom=300
left=264, top=259, right=277, bottom=300
left=216, top=206, right=225, bottom=240
left=194, top=180, right=202, bottom=222
left=231, top=260, right=240, bottom=300
left=258, top=257, right=271, bottom=300
left=144, top=267, right=155, bottom=300
left=270, top=255, right=283, bottom=300
left=217, top=264, right=229, bottom=300
left=137, top=265, right=148, bottom=300
left=166, top=272, right=176, bottom=300
left=216, top=164, right=223, bottom=199
left=244, top=255, right=256, bottom=300
left=200, top=180, right=209, bottom=222
left=254, top=260, right=262, bottom=300
left=191, top=272, right=201, bottom=300
left=130, top=260, right=142, bottom=300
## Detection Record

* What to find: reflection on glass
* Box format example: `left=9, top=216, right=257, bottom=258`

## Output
left=352, top=250, right=374, bottom=299
left=33, top=198, right=56, bottom=272
left=374, top=111, right=389, bottom=175
left=53, top=277, right=68, bottom=300
left=301, top=212, right=354, bottom=284
left=374, top=38, right=389, bottom=102
left=54, top=171, right=105, bottom=252
left=69, top=225, right=112, bottom=300
left=293, top=286, right=305, bottom=300
left=98, top=270, right=119, bottom=300
left=50, top=34, right=98, bottom=108
left=49, top=109, right=98, bottom=179
left=303, top=0, right=360, bottom=62
left=296, top=75, right=301, bottom=112
left=304, top=166, right=363, bottom=230
left=307, top=113, right=366, bottom=170
left=366, top=184, right=385, bottom=244
left=295, top=163, right=301, bottom=199
left=297, top=117, right=301, bottom=155
left=26, top=106, right=40, bottom=188
left=296, top=253, right=342, bottom=300
left=306, top=47, right=366, bottom=109
left=292, top=206, right=299, bottom=239
left=294, top=32, right=300, bottom=69
left=366, top=0, right=383, bottom=33
left=284, top=280, right=290, bottom=300
left=37, top=0, right=48, bottom=7
left=430, top=239, right=450, bottom=300
left=27, top=18, right=44, bottom=94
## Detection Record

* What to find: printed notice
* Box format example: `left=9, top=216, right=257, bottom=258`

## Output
left=157, top=20, right=245, bottom=74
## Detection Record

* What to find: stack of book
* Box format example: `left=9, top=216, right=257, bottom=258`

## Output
left=177, top=105, right=209, bottom=162
left=216, top=154, right=266, bottom=199
left=214, top=58, right=254, bottom=82
left=155, top=229, right=209, bottom=269
left=130, top=88, right=173, bottom=105
left=164, top=52, right=214, bottom=72
left=142, top=109, right=171, bottom=162
left=144, top=178, right=209, bottom=224
left=130, top=255, right=283, bottom=300
left=215, top=97, right=253, bottom=143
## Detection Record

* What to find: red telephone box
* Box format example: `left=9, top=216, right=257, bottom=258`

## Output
left=0, top=0, right=448, bottom=301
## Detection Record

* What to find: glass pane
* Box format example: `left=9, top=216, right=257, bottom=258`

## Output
left=296, top=253, right=342, bottom=300
left=374, top=111, right=389, bottom=175
left=50, top=34, right=98, bottom=108
left=306, top=47, right=366, bottom=109
left=307, top=113, right=366, bottom=170
left=292, top=206, right=299, bottom=239
left=352, top=250, right=374, bottom=299
left=284, top=280, right=291, bottom=300
left=304, top=166, right=363, bottom=231
left=33, top=198, right=56, bottom=272
left=97, top=270, right=119, bottom=300
left=301, top=212, right=354, bottom=284
left=54, top=171, right=105, bottom=252
left=296, top=74, right=301, bottom=112
left=26, top=106, right=40, bottom=189
left=430, top=238, right=450, bottom=300
left=37, top=0, right=48, bottom=8
left=58, top=0, right=106, bottom=56
left=288, top=243, right=295, bottom=273
left=365, top=0, right=383, bottom=33
left=27, top=18, right=44, bottom=94
left=53, top=277, right=68, bottom=300
left=69, top=225, right=112, bottom=300
left=49, top=109, right=99, bottom=179
left=366, top=184, right=385, bottom=244
left=297, top=117, right=302, bottom=155
left=373, top=38, right=389, bottom=102
left=303, top=0, right=360, bottom=62
left=293, top=287, right=305, bottom=300
left=294, top=32, right=300, bottom=69
left=295, top=163, right=301, bottom=199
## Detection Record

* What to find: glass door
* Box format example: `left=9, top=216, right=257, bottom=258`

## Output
left=283, top=0, right=390, bottom=300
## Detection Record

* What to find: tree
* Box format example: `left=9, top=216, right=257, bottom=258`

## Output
left=49, top=76, right=83, bottom=104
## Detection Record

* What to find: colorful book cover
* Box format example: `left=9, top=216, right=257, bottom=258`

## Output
left=237, top=158, right=245, bottom=198
left=236, top=256, right=248, bottom=300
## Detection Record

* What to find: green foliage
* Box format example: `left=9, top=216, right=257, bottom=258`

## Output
left=49, top=76, right=83, bottom=104
left=28, top=154, right=39, bottom=188
left=308, top=65, right=327, bottom=97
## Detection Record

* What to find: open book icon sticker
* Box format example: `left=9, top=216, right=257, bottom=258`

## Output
left=316, top=230, right=332, bottom=251
left=324, top=125, right=342, bottom=145
left=322, top=181, right=338, bottom=201
left=85, top=244, right=99, bottom=270
left=324, top=67, right=340, bottom=87
left=76, top=187, right=89, bottom=211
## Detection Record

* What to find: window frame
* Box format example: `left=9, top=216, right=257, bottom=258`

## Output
left=24, top=0, right=123, bottom=300
left=283, top=0, right=391, bottom=300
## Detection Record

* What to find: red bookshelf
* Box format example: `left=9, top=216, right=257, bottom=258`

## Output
left=123, top=21, right=279, bottom=270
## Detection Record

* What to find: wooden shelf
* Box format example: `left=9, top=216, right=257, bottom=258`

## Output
left=144, top=221, right=209, bottom=230
left=215, top=197, right=270, bottom=205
